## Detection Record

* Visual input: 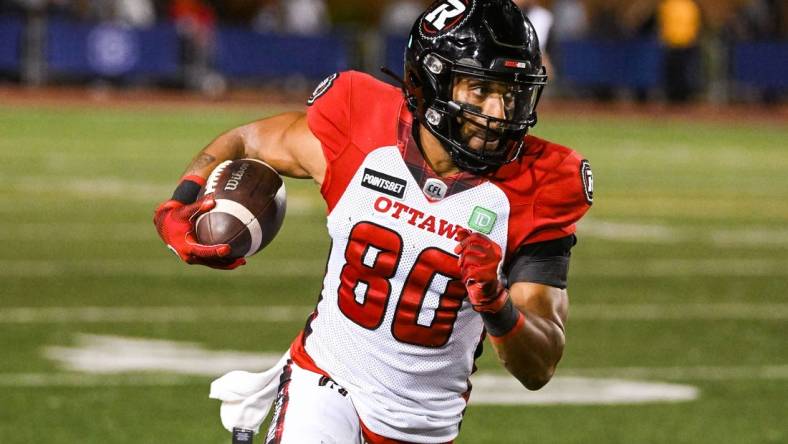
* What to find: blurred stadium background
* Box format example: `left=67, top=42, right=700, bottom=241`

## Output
left=0, top=1, right=786, bottom=443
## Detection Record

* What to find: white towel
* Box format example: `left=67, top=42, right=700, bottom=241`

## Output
left=209, top=351, right=291, bottom=433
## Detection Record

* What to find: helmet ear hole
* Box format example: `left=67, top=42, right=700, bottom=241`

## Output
left=424, top=54, right=445, bottom=75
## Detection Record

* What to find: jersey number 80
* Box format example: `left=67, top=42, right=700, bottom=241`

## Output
left=337, top=222, right=466, bottom=348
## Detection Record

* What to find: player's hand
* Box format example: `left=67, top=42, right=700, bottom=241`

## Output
left=454, top=231, right=508, bottom=313
left=153, top=195, right=246, bottom=270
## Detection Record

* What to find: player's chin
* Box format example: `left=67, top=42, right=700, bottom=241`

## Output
left=466, top=135, right=501, bottom=152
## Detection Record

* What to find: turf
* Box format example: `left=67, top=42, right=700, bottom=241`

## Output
left=0, top=102, right=785, bottom=444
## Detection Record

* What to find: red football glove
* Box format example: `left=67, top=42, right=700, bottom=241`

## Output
left=153, top=195, right=246, bottom=270
left=454, top=231, right=509, bottom=313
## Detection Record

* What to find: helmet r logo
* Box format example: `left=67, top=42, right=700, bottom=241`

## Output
left=422, top=0, right=472, bottom=36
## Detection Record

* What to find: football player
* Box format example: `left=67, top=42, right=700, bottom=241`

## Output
left=154, top=0, right=593, bottom=443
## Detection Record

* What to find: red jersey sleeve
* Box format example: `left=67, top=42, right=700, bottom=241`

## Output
left=306, top=72, right=351, bottom=162
left=305, top=71, right=404, bottom=213
left=306, top=71, right=359, bottom=212
left=525, top=152, right=593, bottom=244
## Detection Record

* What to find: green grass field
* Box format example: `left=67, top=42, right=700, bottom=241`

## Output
left=0, top=101, right=786, bottom=444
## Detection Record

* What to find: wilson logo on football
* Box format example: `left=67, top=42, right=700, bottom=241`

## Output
left=421, top=0, right=474, bottom=37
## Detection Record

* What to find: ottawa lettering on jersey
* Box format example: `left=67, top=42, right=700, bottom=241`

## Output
left=373, top=196, right=466, bottom=241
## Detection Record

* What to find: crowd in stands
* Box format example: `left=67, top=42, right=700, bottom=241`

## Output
left=0, top=1, right=330, bottom=34
left=1, top=1, right=783, bottom=38
left=0, top=0, right=784, bottom=102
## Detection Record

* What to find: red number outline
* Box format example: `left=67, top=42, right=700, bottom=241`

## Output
left=337, top=223, right=464, bottom=347
left=337, top=222, right=403, bottom=330
left=391, top=247, right=465, bottom=348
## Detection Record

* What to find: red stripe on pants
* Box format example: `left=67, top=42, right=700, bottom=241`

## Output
left=265, top=360, right=294, bottom=444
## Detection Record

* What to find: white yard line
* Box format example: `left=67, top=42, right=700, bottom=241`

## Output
left=1, top=258, right=787, bottom=278
left=0, top=372, right=704, bottom=405
left=575, top=258, right=788, bottom=277
left=0, top=223, right=150, bottom=241
left=0, top=373, right=197, bottom=387
left=562, top=365, right=788, bottom=381
left=4, top=335, right=785, bottom=405
left=578, top=220, right=681, bottom=243
left=43, top=334, right=284, bottom=376
left=0, top=371, right=702, bottom=407
left=0, top=259, right=328, bottom=278
left=1, top=303, right=785, bottom=324
left=1, top=218, right=787, bottom=246
left=1, top=367, right=782, bottom=388
left=468, top=375, right=699, bottom=405
left=0, top=306, right=314, bottom=323
left=0, top=219, right=323, bottom=241
left=3, top=177, right=321, bottom=213
left=2, top=367, right=774, bottom=386
left=579, top=219, right=788, bottom=247
left=568, top=303, right=788, bottom=320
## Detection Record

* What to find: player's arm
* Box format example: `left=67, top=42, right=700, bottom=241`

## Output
left=181, top=112, right=325, bottom=183
left=455, top=233, right=573, bottom=390
left=486, top=282, right=567, bottom=390
left=153, top=112, right=325, bottom=269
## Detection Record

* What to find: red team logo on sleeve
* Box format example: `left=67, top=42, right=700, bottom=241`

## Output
left=580, top=159, right=594, bottom=205
left=307, top=73, right=339, bottom=106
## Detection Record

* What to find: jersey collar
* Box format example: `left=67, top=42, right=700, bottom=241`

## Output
left=397, top=109, right=485, bottom=201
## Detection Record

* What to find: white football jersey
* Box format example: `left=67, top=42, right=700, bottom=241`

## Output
left=301, top=146, right=511, bottom=441
left=288, top=71, right=591, bottom=443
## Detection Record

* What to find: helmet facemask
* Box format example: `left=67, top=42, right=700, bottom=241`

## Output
left=419, top=53, right=546, bottom=174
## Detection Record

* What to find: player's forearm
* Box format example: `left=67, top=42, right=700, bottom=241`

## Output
left=487, top=303, right=566, bottom=390
left=182, top=113, right=318, bottom=181
left=181, top=130, right=246, bottom=179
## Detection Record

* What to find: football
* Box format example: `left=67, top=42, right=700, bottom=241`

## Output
left=195, top=159, right=286, bottom=259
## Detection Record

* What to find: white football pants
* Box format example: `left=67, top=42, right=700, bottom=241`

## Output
left=264, top=359, right=364, bottom=444
left=213, top=356, right=453, bottom=444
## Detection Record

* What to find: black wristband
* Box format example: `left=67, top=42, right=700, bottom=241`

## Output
left=171, top=178, right=203, bottom=204
left=232, top=428, right=254, bottom=444
left=481, top=297, right=522, bottom=337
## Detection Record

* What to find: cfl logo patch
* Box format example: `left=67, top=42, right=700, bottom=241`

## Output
left=421, top=0, right=474, bottom=37
left=423, top=178, right=448, bottom=201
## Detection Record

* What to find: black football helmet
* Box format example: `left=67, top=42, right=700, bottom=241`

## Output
left=403, top=0, right=547, bottom=174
